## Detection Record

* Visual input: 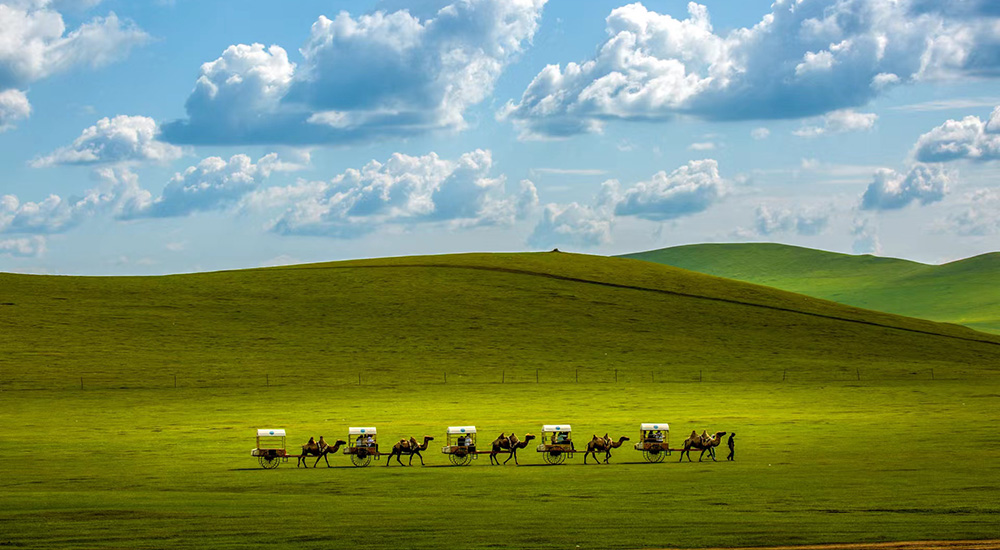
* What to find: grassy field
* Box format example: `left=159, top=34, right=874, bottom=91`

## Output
left=623, top=243, right=1000, bottom=334
left=2, top=252, right=999, bottom=549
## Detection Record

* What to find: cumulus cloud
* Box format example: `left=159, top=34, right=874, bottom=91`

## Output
left=249, top=149, right=535, bottom=237
left=527, top=202, right=612, bottom=249
left=527, top=159, right=727, bottom=247
left=611, top=159, right=725, bottom=221
left=750, top=127, right=770, bottom=140
left=938, top=188, right=1000, bottom=236
left=163, top=0, right=546, bottom=145
left=32, top=115, right=184, bottom=166
left=0, top=88, right=30, bottom=132
left=851, top=217, right=882, bottom=255
left=0, top=166, right=146, bottom=234
left=123, top=153, right=295, bottom=219
left=0, top=235, right=45, bottom=257
left=860, top=164, right=950, bottom=210
left=0, top=1, right=147, bottom=125
left=500, top=1, right=1000, bottom=138
left=753, top=204, right=829, bottom=236
left=912, top=106, right=1000, bottom=162
left=793, top=109, right=877, bottom=137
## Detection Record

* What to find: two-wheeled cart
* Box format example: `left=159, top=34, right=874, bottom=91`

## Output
left=440, top=425, right=484, bottom=466
left=251, top=429, right=288, bottom=469
left=633, top=422, right=671, bottom=462
left=343, top=426, right=380, bottom=467
left=535, top=424, right=575, bottom=465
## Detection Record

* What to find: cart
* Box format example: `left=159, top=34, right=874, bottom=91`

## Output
left=441, top=426, right=479, bottom=466
left=536, top=424, right=575, bottom=464
left=251, top=429, right=288, bottom=469
left=633, top=423, right=670, bottom=462
left=343, top=427, right=379, bottom=467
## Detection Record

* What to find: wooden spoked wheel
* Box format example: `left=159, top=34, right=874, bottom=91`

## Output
left=259, top=455, right=280, bottom=469
left=351, top=452, right=373, bottom=467
left=449, top=453, right=473, bottom=466
left=543, top=450, right=566, bottom=465
left=643, top=449, right=666, bottom=463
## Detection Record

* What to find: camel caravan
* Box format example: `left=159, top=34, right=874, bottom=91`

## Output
left=251, top=422, right=734, bottom=469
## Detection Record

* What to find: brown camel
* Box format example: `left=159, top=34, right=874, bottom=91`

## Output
left=490, top=432, right=511, bottom=465
left=584, top=434, right=630, bottom=464
left=385, top=436, right=434, bottom=466
left=502, top=433, right=536, bottom=465
left=298, top=437, right=320, bottom=468
left=311, top=439, right=347, bottom=468
left=679, top=431, right=726, bottom=462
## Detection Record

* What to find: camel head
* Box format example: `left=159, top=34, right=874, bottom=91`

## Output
left=334, top=439, right=347, bottom=446
left=619, top=436, right=631, bottom=442
left=423, top=435, right=435, bottom=442
left=524, top=434, right=535, bottom=442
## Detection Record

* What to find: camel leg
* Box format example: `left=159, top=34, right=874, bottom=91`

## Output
left=699, top=449, right=706, bottom=462
left=396, top=452, right=404, bottom=466
left=709, top=447, right=717, bottom=462
left=604, top=450, right=611, bottom=464
left=417, top=451, right=425, bottom=466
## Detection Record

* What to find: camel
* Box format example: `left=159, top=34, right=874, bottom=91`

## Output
left=310, top=439, right=347, bottom=468
left=490, top=432, right=511, bottom=465
left=385, top=436, right=434, bottom=466
left=584, top=434, right=630, bottom=464
left=679, top=431, right=726, bottom=462
left=298, top=437, right=321, bottom=468
left=502, top=433, right=536, bottom=465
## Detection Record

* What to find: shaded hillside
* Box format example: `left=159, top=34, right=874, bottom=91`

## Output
left=2, top=251, right=999, bottom=389
left=624, top=243, right=1000, bottom=334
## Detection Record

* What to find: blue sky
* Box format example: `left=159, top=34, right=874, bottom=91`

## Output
left=1, top=0, right=999, bottom=274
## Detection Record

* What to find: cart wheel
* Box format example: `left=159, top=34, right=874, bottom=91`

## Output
left=643, top=450, right=666, bottom=463
left=259, top=455, right=280, bottom=469
left=351, top=453, right=373, bottom=467
left=449, top=453, right=473, bottom=466
left=543, top=450, right=565, bottom=465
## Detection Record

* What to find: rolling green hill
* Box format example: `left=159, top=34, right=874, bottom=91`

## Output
left=623, top=243, right=1000, bottom=335
left=2, top=251, right=999, bottom=390
left=3, top=251, right=1000, bottom=549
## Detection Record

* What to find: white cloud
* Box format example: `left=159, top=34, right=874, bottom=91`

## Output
left=125, top=153, right=292, bottom=219
left=33, top=115, right=183, bottom=166
left=0, top=2, right=147, bottom=126
left=912, top=106, right=1000, bottom=162
left=793, top=109, right=877, bottom=137
left=500, top=1, right=1000, bottom=138
left=163, top=0, right=546, bottom=145
left=251, top=149, right=534, bottom=237
left=0, top=166, right=146, bottom=233
left=851, top=217, right=882, bottom=255
left=753, top=204, right=829, bottom=236
left=0, top=235, right=45, bottom=257
left=612, top=159, right=725, bottom=221
left=530, top=168, right=608, bottom=176
left=0, top=88, right=30, bottom=132
left=938, top=188, right=1000, bottom=236
left=527, top=202, right=612, bottom=249
left=860, top=164, right=950, bottom=210
left=750, top=127, right=770, bottom=140
left=688, top=141, right=716, bottom=151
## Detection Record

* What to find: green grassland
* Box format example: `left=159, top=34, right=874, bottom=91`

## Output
left=623, top=243, right=1000, bottom=335
left=1, top=252, right=999, bottom=549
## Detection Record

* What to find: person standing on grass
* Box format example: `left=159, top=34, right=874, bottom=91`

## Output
left=727, top=432, right=736, bottom=461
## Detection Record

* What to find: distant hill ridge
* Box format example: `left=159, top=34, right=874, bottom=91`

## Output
left=2, top=251, right=999, bottom=390
left=622, top=243, right=1000, bottom=334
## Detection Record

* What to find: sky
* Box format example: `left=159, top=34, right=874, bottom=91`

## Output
left=1, top=0, right=999, bottom=275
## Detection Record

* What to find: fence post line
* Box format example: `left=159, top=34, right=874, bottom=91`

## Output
left=444, top=372, right=447, bottom=384
left=782, top=370, right=786, bottom=382
left=80, top=377, right=83, bottom=390
left=931, top=368, right=934, bottom=380
left=174, top=374, right=177, bottom=389
left=614, top=369, right=618, bottom=383
left=536, top=368, right=539, bottom=383
left=358, top=372, right=362, bottom=385
left=699, top=370, right=703, bottom=383
left=266, top=374, right=269, bottom=387
left=502, top=370, right=505, bottom=384
left=856, top=368, right=860, bottom=381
